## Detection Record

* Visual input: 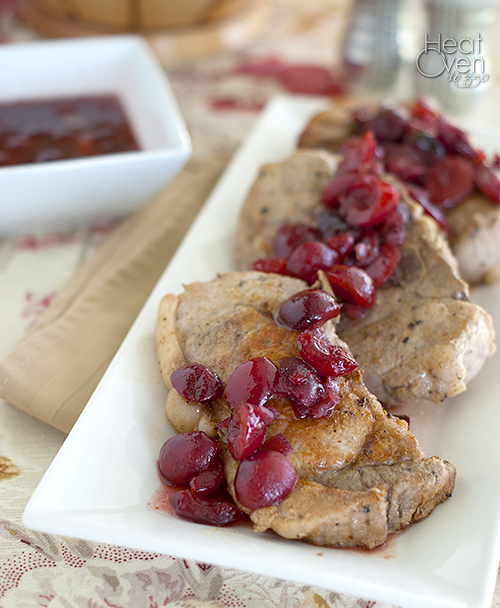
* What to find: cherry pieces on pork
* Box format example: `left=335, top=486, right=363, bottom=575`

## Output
left=188, top=454, right=224, bottom=496
left=224, top=357, right=279, bottom=409
left=169, top=489, right=242, bottom=526
left=252, top=127, right=406, bottom=313
left=226, top=403, right=278, bottom=461
left=171, top=363, right=224, bottom=402
left=253, top=180, right=403, bottom=311
left=424, top=156, right=475, bottom=208
left=475, top=162, right=500, bottom=202
left=158, top=431, right=219, bottom=485
left=159, top=432, right=242, bottom=525
left=277, top=357, right=326, bottom=418
left=234, top=449, right=298, bottom=511
left=276, top=289, right=340, bottom=331
left=352, top=99, right=500, bottom=212
left=324, top=265, right=376, bottom=309
left=159, top=280, right=366, bottom=526
left=286, top=241, right=340, bottom=285
left=298, top=327, right=358, bottom=378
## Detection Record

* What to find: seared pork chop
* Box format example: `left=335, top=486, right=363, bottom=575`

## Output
left=445, top=194, right=500, bottom=284
left=299, top=106, right=500, bottom=284
left=155, top=271, right=456, bottom=549
left=235, top=149, right=495, bottom=405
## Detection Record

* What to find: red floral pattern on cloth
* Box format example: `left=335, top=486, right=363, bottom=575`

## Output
left=15, top=234, right=82, bottom=252
left=22, top=291, right=58, bottom=323
left=0, top=520, right=374, bottom=608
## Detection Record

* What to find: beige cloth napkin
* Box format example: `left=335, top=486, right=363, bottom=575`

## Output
left=0, top=157, right=228, bottom=434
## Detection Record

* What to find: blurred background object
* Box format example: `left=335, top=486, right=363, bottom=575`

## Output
left=20, top=0, right=250, bottom=33
left=416, top=0, right=499, bottom=113
left=19, top=0, right=271, bottom=64
left=342, top=0, right=402, bottom=90
left=341, top=0, right=499, bottom=114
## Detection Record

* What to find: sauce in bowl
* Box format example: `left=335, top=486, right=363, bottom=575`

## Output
left=0, top=95, right=140, bottom=166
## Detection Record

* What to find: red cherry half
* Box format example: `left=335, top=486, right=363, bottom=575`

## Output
left=324, top=264, right=376, bottom=308
left=171, top=363, right=224, bottom=402
left=338, top=177, right=399, bottom=229
left=158, top=432, right=218, bottom=485
left=297, top=327, right=358, bottom=378
left=169, top=489, right=241, bottom=526
left=234, top=450, right=298, bottom=510
left=425, top=156, right=474, bottom=208
left=475, top=162, right=500, bottom=203
left=276, top=289, right=340, bottom=331
left=286, top=242, right=340, bottom=285
left=227, top=403, right=277, bottom=461
left=224, top=357, right=278, bottom=409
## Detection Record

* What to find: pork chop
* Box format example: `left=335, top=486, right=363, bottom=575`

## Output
left=155, top=271, right=456, bottom=549
left=299, top=105, right=500, bottom=284
left=235, top=149, right=495, bottom=405
left=445, top=194, right=500, bottom=284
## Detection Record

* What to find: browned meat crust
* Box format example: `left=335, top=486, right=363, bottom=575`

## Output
left=155, top=271, right=456, bottom=549
left=298, top=106, right=357, bottom=152
left=234, top=149, right=495, bottom=405
left=298, top=105, right=500, bottom=284
left=298, top=104, right=355, bottom=151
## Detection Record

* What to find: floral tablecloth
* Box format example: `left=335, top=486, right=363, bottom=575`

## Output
left=1, top=0, right=500, bottom=606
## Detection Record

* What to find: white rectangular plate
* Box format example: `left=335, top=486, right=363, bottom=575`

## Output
left=24, top=95, right=500, bottom=608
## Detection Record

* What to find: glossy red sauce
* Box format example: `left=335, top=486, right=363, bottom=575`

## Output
left=0, top=95, right=140, bottom=166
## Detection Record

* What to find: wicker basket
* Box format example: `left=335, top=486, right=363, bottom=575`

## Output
left=20, top=0, right=252, bottom=36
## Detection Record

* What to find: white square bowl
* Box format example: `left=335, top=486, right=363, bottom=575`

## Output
left=0, top=35, right=191, bottom=235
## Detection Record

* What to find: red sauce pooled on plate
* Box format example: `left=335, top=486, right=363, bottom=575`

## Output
left=0, top=95, right=140, bottom=166
left=147, top=483, right=178, bottom=515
